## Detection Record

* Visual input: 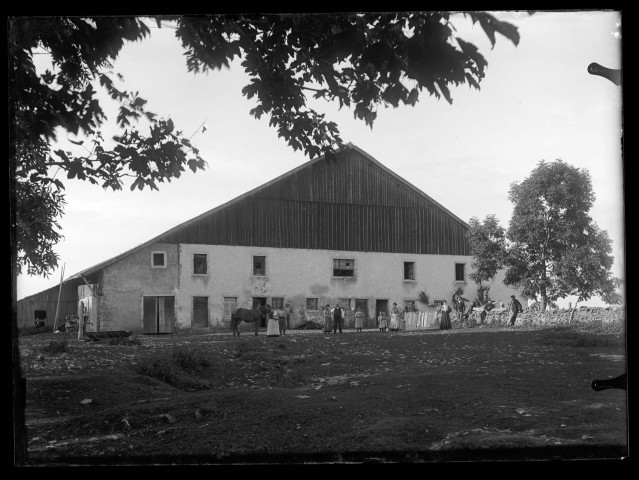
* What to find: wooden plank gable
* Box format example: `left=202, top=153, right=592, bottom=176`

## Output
left=155, top=145, right=471, bottom=255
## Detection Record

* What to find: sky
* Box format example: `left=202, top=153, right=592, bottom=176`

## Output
left=16, top=10, right=625, bottom=308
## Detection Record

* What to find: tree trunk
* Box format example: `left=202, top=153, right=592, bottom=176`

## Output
left=540, top=283, right=547, bottom=312
left=569, top=299, right=579, bottom=324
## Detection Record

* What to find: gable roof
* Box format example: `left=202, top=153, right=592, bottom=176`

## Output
left=66, top=143, right=470, bottom=281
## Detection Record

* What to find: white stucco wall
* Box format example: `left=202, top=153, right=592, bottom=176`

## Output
left=176, top=244, right=521, bottom=328
left=97, top=243, right=179, bottom=331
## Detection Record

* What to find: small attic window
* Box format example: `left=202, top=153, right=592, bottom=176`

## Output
left=152, top=251, right=166, bottom=268
left=333, top=258, right=355, bottom=277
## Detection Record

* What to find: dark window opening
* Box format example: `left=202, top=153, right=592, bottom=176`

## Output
left=404, top=262, right=415, bottom=280
left=306, top=298, right=318, bottom=311
left=193, top=254, right=207, bottom=274
left=333, top=259, right=355, bottom=277
left=152, top=252, right=165, bottom=267
left=455, top=263, right=465, bottom=282
left=253, top=256, right=266, bottom=276
left=271, top=297, right=284, bottom=310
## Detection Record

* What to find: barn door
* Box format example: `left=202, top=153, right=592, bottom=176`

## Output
left=158, top=297, right=175, bottom=333
left=143, top=296, right=175, bottom=334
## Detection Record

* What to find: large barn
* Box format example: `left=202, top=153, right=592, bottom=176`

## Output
left=17, top=143, right=519, bottom=332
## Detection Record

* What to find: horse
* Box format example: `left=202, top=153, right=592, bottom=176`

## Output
left=231, top=305, right=269, bottom=336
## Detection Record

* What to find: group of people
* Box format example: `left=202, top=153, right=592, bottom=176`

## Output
left=266, top=303, right=294, bottom=337
left=439, top=293, right=523, bottom=330
left=376, top=303, right=406, bottom=332
left=322, top=302, right=363, bottom=334
left=267, top=293, right=524, bottom=337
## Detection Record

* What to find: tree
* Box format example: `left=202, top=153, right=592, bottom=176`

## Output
left=503, top=160, right=620, bottom=311
left=467, top=214, right=507, bottom=304
left=553, top=225, right=622, bottom=321
left=10, top=12, right=522, bottom=277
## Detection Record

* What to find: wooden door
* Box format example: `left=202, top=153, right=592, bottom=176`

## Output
left=158, top=296, right=175, bottom=333
left=143, top=296, right=157, bottom=333
left=192, top=296, right=209, bottom=328
left=143, top=296, right=175, bottom=334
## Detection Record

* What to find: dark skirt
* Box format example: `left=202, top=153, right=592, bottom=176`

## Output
left=439, top=311, right=452, bottom=330
left=324, top=315, right=332, bottom=332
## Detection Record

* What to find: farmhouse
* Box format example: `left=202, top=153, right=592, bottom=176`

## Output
left=17, top=143, right=520, bottom=332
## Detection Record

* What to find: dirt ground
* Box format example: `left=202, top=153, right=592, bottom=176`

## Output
left=16, top=323, right=627, bottom=465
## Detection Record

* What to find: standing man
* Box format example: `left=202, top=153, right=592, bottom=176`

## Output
left=285, top=303, right=293, bottom=331
left=331, top=302, right=345, bottom=334
left=278, top=308, right=287, bottom=335
left=508, top=295, right=523, bottom=327
left=456, top=295, right=468, bottom=319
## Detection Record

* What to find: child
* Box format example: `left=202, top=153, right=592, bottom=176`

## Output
left=378, top=311, right=388, bottom=332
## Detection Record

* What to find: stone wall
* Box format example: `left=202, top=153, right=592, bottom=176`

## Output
left=453, top=305, right=625, bottom=328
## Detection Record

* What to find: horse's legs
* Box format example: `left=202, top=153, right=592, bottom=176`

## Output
left=231, top=318, right=240, bottom=336
left=254, top=319, right=259, bottom=336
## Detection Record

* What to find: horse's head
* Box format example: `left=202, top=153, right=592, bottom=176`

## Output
left=259, top=304, right=270, bottom=319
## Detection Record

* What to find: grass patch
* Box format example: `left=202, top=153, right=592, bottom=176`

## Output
left=536, top=324, right=624, bottom=347
left=41, top=339, right=69, bottom=354
left=135, top=346, right=211, bottom=391
left=19, top=325, right=54, bottom=337
left=107, top=336, right=142, bottom=346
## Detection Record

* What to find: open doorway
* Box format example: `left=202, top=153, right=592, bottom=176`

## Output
left=252, top=297, right=268, bottom=327
left=375, top=299, right=389, bottom=326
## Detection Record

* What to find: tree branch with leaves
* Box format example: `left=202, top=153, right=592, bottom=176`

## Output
left=10, top=12, right=522, bottom=277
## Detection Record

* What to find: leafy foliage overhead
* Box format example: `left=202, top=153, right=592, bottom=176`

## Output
left=176, top=12, right=520, bottom=158
left=10, top=13, right=521, bottom=276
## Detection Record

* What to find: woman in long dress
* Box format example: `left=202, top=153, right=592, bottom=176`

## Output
left=267, top=310, right=280, bottom=337
left=389, top=303, right=400, bottom=331
left=354, top=307, right=364, bottom=332
left=439, top=301, right=452, bottom=330
left=322, top=304, right=332, bottom=333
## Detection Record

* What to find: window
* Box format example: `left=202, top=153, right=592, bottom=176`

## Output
left=152, top=251, right=166, bottom=268
left=455, top=263, right=465, bottom=282
left=253, top=256, right=266, bottom=276
left=404, top=300, right=416, bottom=311
left=271, top=297, right=284, bottom=310
left=193, top=254, right=207, bottom=275
left=404, top=262, right=415, bottom=280
left=333, top=258, right=355, bottom=277
left=305, top=298, right=318, bottom=311
left=338, top=298, right=351, bottom=310
left=223, top=297, right=238, bottom=318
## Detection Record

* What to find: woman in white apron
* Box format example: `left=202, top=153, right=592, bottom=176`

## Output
left=267, top=309, right=280, bottom=337
left=389, top=303, right=400, bottom=331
